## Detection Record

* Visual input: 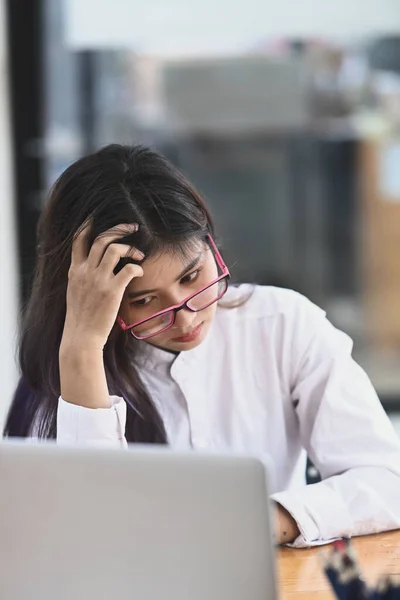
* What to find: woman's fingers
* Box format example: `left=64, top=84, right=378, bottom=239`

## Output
left=99, top=243, right=144, bottom=274
left=114, top=262, right=144, bottom=288
left=87, top=223, right=139, bottom=268
left=66, top=222, right=144, bottom=349
left=70, top=220, right=145, bottom=285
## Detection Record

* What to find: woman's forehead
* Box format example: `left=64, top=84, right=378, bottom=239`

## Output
left=125, top=240, right=207, bottom=293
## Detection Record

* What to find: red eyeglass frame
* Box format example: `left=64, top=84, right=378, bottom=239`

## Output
left=117, top=234, right=230, bottom=340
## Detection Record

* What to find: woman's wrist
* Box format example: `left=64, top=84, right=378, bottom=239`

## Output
left=59, top=338, right=104, bottom=362
left=60, top=320, right=107, bottom=356
left=272, top=502, right=300, bottom=545
left=59, top=339, right=111, bottom=409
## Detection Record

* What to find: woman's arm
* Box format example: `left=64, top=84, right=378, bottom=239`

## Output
left=59, top=343, right=110, bottom=409
left=59, top=222, right=143, bottom=410
left=271, top=296, right=400, bottom=547
left=57, top=223, right=143, bottom=444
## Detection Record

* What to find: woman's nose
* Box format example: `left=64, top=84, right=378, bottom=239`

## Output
left=174, top=307, right=197, bottom=330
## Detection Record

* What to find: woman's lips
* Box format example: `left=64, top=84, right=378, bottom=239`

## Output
left=171, top=323, right=204, bottom=343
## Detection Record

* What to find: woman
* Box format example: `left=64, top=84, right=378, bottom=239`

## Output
left=5, top=144, right=400, bottom=547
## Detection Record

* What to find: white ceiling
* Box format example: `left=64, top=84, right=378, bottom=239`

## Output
left=64, top=0, right=400, bottom=56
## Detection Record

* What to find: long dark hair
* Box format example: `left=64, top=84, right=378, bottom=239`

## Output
left=4, top=144, right=215, bottom=443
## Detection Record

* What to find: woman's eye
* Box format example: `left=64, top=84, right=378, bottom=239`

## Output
left=181, top=269, right=200, bottom=284
left=132, top=296, right=153, bottom=307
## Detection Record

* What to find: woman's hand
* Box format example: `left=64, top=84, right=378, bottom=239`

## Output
left=272, top=502, right=300, bottom=545
left=59, top=223, right=144, bottom=409
left=61, top=223, right=144, bottom=352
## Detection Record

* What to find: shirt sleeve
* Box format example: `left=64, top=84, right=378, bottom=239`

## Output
left=271, top=295, right=400, bottom=548
left=56, top=396, right=128, bottom=447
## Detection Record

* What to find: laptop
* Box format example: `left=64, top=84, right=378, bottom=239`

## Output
left=0, top=441, right=277, bottom=600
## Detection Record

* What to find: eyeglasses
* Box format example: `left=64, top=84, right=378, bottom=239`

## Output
left=117, top=235, right=230, bottom=340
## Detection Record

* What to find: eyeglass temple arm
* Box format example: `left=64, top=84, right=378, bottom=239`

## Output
left=206, top=234, right=227, bottom=272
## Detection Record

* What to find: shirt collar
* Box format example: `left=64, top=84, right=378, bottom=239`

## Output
left=135, top=341, right=177, bottom=374
left=135, top=320, right=215, bottom=374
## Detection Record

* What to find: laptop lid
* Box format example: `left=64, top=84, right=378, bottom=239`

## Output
left=0, top=441, right=277, bottom=600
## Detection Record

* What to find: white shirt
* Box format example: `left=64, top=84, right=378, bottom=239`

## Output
left=57, top=285, right=400, bottom=547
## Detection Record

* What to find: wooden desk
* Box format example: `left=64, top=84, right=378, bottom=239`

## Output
left=278, top=530, right=400, bottom=600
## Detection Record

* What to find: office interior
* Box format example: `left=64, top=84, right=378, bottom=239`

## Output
left=3, top=0, right=400, bottom=434
left=0, top=1, right=400, bottom=597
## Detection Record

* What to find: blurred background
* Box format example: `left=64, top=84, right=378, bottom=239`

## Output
left=1, top=0, right=400, bottom=434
